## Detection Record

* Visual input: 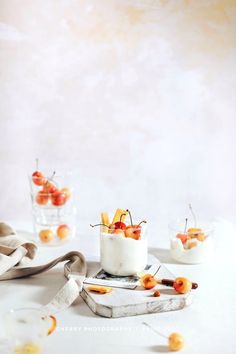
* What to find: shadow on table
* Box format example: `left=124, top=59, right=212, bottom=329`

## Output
left=5, top=263, right=100, bottom=318
left=149, top=247, right=181, bottom=265
left=148, top=345, right=169, bottom=352
left=75, top=260, right=104, bottom=318
left=5, top=268, right=66, bottom=303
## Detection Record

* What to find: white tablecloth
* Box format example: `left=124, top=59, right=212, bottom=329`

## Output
left=0, top=219, right=235, bottom=354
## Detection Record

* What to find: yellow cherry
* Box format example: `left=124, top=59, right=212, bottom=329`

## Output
left=142, top=323, right=185, bottom=352
left=173, top=277, right=192, bottom=294
left=60, top=187, right=71, bottom=201
left=140, top=274, right=157, bottom=289
left=168, top=332, right=185, bottom=351
left=39, top=229, right=53, bottom=243
left=57, top=224, right=70, bottom=240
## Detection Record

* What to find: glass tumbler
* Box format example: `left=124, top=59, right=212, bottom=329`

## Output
left=169, top=220, right=213, bottom=264
left=29, top=170, right=77, bottom=246
left=4, top=308, right=56, bottom=354
left=100, top=222, right=148, bottom=276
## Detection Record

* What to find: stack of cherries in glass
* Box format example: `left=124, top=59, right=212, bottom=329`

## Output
left=32, top=170, right=71, bottom=208
left=30, top=161, right=75, bottom=245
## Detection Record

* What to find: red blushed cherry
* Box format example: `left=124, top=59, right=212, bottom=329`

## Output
left=57, top=224, right=70, bottom=240
left=43, top=180, right=58, bottom=194
left=176, top=233, right=189, bottom=244
left=140, top=274, right=157, bottom=289
left=60, top=187, right=71, bottom=201
left=42, top=171, right=58, bottom=194
left=112, top=212, right=127, bottom=230
left=36, top=191, right=49, bottom=205
left=51, top=191, right=67, bottom=206
left=173, top=277, right=192, bottom=294
left=125, top=210, right=147, bottom=240
left=114, top=221, right=126, bottom=230
left=32, top=159, right=46, bottom=186
left=32, top=171, right=46, bottom=186
left=125, top=225, right=142, bottom=240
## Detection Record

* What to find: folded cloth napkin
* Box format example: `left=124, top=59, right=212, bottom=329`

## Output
left=0, top=222, right=87, bottom=314
left=0, top=222, right=37, bottom=276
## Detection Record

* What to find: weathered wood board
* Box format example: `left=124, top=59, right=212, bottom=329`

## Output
left=80, top=259, right=192, bottom=318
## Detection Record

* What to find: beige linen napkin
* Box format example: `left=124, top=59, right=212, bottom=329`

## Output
left=0, top=222, right=87, bottom=314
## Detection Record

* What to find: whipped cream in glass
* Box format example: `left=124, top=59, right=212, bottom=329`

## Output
left=100, top=226, right=147, bottom=276
left=169, top=221, right=213, bottom=264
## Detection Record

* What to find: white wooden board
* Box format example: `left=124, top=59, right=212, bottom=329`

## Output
left=80, top=258, right=193, bottom=318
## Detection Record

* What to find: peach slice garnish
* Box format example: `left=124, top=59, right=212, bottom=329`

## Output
left=87, top=286, right=112, bottom=294
left=47, top=315, right=57, bottom=336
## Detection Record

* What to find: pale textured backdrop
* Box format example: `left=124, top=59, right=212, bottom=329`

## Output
left=0, top=0, right=235, bottom=230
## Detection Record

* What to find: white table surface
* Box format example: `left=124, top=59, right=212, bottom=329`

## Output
left=0, top=219, right=236, bottom=354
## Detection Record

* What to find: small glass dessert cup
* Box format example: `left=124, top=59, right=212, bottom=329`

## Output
left=4, top=308, right=56, bottom=354
left=169, top=220, right=213, bottom=264
left=100, top=222, right=148, bottom=276
left=32, top=207, right=77, bottom=246
left=29, top=168, right=77, bottom=246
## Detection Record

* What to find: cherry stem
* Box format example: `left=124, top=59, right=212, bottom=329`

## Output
left=44, top=171, right=56, bottom=188
left=138, top=220, right=147, bottom=226
left=50, top=171, right=56, bottom=181
left=46, top=171, right=55, bottom=184
left=184, top=218, right=188, bottom=233
left=90, top=223, right=109, bottom=228
left=142, top=322, right=168, bottom=339
left=120, top=213, right=127, bottom=222
left=189, top=204, right=197, bottom=227
left=126, top=209, right=133, bottom=226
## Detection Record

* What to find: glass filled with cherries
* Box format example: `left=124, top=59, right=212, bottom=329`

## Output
left=29, top=160, right=77, bottom=246
left=169, top=205, right=213, bottom=264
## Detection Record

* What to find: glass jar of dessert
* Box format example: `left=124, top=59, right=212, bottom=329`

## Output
left=91, top=208, right=147, bottom=276
left=169, top=205, right=213, bottom=264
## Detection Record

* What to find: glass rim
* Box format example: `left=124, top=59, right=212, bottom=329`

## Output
left=4, top=307, right=47, bottom=325
left=99, top=223, right=147, bottom=239
left=28, top=171, right=73, bottom=187
left=6, top=307, right=45, bottom=316
left=29, top=170, right=73, bottom=177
